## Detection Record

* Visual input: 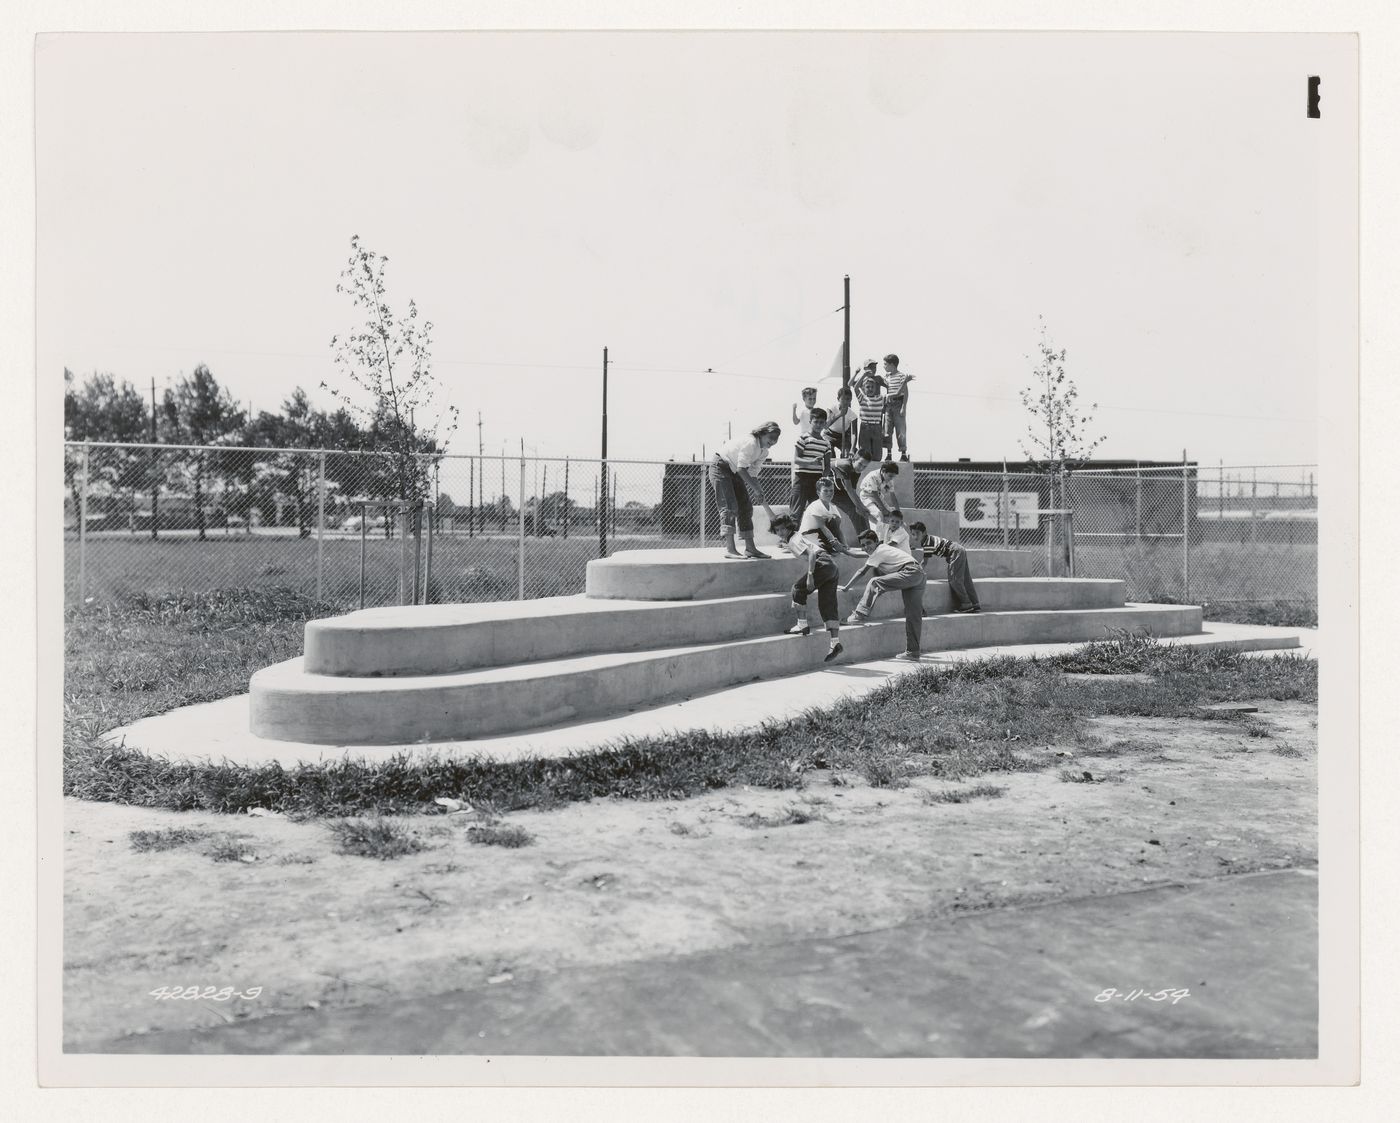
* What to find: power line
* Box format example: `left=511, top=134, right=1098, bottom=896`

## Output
left=71, top=343, right=1313, bottom=424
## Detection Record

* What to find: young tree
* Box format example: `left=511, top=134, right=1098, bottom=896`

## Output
left=1017, top=317, right=1106, bottom=514
left=323, top=236, right=459, bottom=535
left=161, top=363, right=246, bottom=540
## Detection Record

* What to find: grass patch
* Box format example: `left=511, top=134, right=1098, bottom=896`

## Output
left=128, top=827, right=211, bottom=852
left=206, top=836, right=258, bottom=863
left=465, top=824, right=534, bottom=848
left=327, top=818, right=429, bottom=860
left=1245, top=720, right=1277, bottom=739
left=65, top=593, right=1318, bottom=819
left=739, top=804, right=826, bottom=829
left=919, top=784, right=1006, bottom=805
left=1204, top=600, right=1318, bottom=628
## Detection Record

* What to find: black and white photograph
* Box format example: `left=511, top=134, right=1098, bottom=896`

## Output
left=28, top=14, right=1368, bottom=1093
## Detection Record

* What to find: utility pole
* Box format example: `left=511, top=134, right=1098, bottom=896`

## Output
left=149, top=377, right=159, bottom=540
left=600, top=346, right=609, bottom=558
left=842, top=274, right=851, bottom=390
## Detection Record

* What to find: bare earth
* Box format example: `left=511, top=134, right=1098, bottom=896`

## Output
left=63, top=701, right=1317, bottom=1051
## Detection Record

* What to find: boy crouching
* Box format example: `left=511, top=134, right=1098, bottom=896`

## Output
left=769, top=513, right=845, bottom=663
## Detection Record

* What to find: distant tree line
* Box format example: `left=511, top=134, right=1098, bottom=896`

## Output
left=63, top=365, right=443, bottom=540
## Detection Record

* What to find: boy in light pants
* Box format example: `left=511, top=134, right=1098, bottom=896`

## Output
left=842, top=529, right=928, bottom=661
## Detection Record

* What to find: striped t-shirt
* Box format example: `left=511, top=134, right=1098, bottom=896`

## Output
left=884, top=370, right=912, bottom=399
left=792, top=430, right=832, bottom=475
left=855, top=384, right=885, bottom=425
left=915, top=534, right=961, bottom=561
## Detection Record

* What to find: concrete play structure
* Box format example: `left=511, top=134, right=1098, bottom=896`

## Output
left=248, top=510, right=1210, bottom=746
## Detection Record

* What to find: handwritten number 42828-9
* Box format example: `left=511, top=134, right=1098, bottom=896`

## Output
left=148, top=986, right=263, bottom=1001
left=1095, top=988, right=1191, bottom=1004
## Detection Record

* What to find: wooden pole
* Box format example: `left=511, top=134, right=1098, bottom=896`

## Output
left=842, top=274, right=851, bottom=389
left=316, top=450, right=326, bottom=601
left=518, top=440, right=526, bottom=599
left=600, top=346, right=609, bottom=559
left=1182, top=449, right=1191, bottom=601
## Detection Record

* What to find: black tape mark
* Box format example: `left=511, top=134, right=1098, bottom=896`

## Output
left=1308, top=76, right=1321, bottom=119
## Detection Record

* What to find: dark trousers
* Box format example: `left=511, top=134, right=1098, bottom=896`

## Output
left=792, top=555, right=840, bottom=623
left=707, top=458, right=753, bottom=534
left=854, top=420, right=883, bottom=462
left=944, top=544, right=980, bottom=609
left=788, top=472, right=822, bottom=516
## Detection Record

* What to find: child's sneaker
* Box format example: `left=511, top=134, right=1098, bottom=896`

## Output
left=845, top=612, right=867, bottom=626
left=893, top=650, right=922, bottom=662
left=787, top=622, right=811, bottom=636
left=956, top=605, right=981, bottom=614
left=824, top=641, right=844, bottom=662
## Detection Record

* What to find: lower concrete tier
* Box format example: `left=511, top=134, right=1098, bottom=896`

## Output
left=306, top=578, right=1127, bottom=677
left=251, top=603, right=1203, bottom=745
left=586, top=546, right=1038, bottom=601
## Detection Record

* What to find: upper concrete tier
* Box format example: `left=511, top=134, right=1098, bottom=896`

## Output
left=586, top=546, right=1038, bottom=601
left=305, top=578, right=1127, bottom=677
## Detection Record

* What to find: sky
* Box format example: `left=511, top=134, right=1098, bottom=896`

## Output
left=38, top=31, right=1331, bottom=471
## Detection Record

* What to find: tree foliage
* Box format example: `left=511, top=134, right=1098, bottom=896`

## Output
left=1017, top=317, right=1106, bottom=506
left=160, top=364, right=247, bottom=540
left=323, top=235, right=459, bottom=511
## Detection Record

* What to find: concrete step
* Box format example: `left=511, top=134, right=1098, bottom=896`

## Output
left=304, top=578, right=1129, bottom=677
left=250, top=603, right=1202, bottom=745
left=586, top=546, right=1038, bottom=601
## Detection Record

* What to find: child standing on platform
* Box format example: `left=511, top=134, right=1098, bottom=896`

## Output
left=880, top=353, right=915, bottom=461
left=791, top=386, right=819, bottom=435
left=789, top=408, right=833, bottom=516
left=709, top=421, right=781, bottom=560
left=853, top=366, right=887, bottom=463
left=882, top=508, right=912, bottom=552
left=824, top=385, right=857, bottom=456
left=769, top=513, right=845, bottom=663
left=842, top=529, right=928, bottom=662
left=908, top=521, right=982, bottom=614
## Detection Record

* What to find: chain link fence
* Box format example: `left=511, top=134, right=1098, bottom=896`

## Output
left=64, top=443, right=1317, bottom=611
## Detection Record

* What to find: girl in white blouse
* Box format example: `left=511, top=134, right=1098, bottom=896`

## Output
left=708, top=421, right=782, bottom=559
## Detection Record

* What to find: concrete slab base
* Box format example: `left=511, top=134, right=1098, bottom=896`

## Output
left=105, top=622, right=1311, bottom=769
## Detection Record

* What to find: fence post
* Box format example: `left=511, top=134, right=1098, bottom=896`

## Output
left=359, top=506, right=367, bottom=610
left=316, top=450, right=326, bottom=602
left=1000, top=458, right=1009, bottom=547
left=78, top=441, right=90, bottom=603
left=424, top=502, right=434, bottom=603
left=1135, top=459, right=1142, bottom=542
left=399, top=501, right=410, bottom=605
left=1066, top=509, right=1076, bottom=578
left=1182, top=449, right=1191, bottom=603
left=518, top=443, right=527, bottom=600
left=698, top=455, right=708, bottom=546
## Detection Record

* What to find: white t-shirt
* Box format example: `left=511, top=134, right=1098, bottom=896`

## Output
left=795, top=406, right=815, bottom=436
left=866, top=542, right=917, bottom=575
left=798, top=498, right=840, bottom=536
left=884, top=524, right=911, bottom=551
left=717, top=434, right=765, bottom=472
left=859, top=472, right=894, bottom=506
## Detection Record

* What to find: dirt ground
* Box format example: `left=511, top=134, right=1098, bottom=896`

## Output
left=62, top=700, right=1317, bottom=1050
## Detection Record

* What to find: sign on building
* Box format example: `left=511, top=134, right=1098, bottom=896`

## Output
left=956, top=491, right=1039, bottom=531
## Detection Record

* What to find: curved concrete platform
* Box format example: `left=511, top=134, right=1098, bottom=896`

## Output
left=251, top=603, right=1203, bottom=745
left=305, top=578, right=1129, bottom=677
left=586, top=546, right=1039, bottom=601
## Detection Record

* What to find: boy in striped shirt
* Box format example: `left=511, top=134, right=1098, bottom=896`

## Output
left=788, top=408, right=833, bottom=516
left=853, top=366, right=886, bottom=462
left=880, top=353, right=916, bottom=461
left=908, top=521, right=981, bottom=613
